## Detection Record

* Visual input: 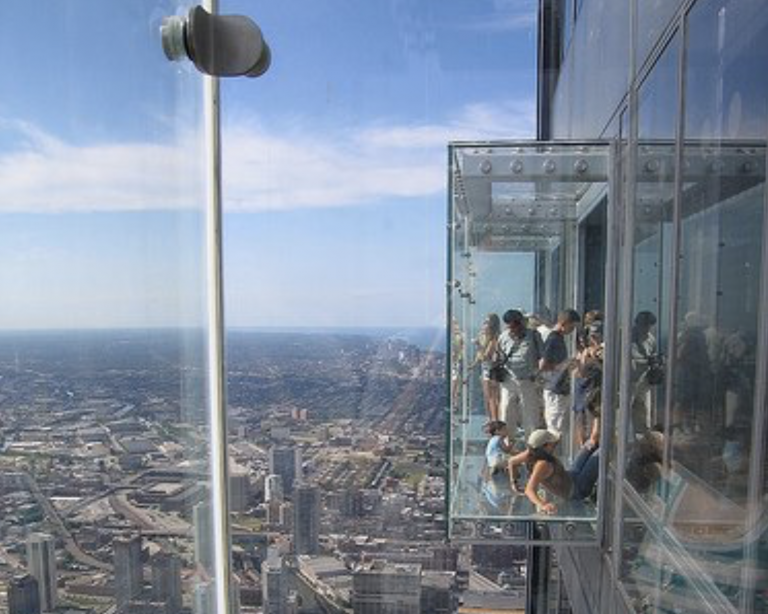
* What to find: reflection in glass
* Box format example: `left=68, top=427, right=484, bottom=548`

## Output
left=620, top=6, right=768, bottom=607
left=550, top=0, right=630, bottom=138
left=630, top=35, right=678, bottom=442
left=448, top=142, right=611, bottom=535
left=620, top=498, right=703, bottom=613
left=0, top=2, right=217, bottom=612
left=636, top=0, right=683, bottom=73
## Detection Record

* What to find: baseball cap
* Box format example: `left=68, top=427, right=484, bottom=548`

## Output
left=527, top=429, right=560, bottom=449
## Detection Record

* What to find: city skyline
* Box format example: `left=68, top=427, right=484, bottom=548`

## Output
left=0, top=326, right=456, bottom=614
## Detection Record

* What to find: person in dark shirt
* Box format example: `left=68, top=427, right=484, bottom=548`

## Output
left=572, top=321, right=604, bottom=446
left=539, top=309, right=580, bottom=437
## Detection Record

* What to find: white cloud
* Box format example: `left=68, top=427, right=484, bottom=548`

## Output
left=0, top=100, right=535, bottom=214
left=0, top=119, right=203, bottom=213
left=223, top=101, right=535, bottom=211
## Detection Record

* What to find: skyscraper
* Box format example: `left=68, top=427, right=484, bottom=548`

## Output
left=192, top=582, right=214, bottom=614
left=193, top=500, right=214, bottom=572
left=268, top=446, right=300, bottom=495
left=261, top=549, right=286, bottom=614
left=264, top=473, right=284, bottom=503
left=25, top=534, right=56, bottom=613
left=229, top=472, right=252, bottom=513
left=293, top=484, right=320, bottom=555
left=351, top=562, right=421, bottom=614
left=420, top=571, right=458, bottom=614
left=7, top=574, right=41, bottom=614
left=151, top=552, right=182, bottom=614
left=114, top=534, right=143, bottom=609
left=265, top=474, right=285, bottom=526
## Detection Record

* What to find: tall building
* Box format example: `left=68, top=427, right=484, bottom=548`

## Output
left=446, top=1, right=768, bottom=613
left=293, top=484, right=320, bottom=555
left=268, top=446, right=300, bottom=495
left=25, top=534, right=56, bottom=613
left=114, top=534, right=143, bottom=609
left=151, top=552, right=183, bottom=614
left=192, top=582, right=214, bottom=614
left=285, top=592, right=300, bottom=614
left=351, top=562, right=421, bottom=614
left=261, top=549, right=286, bottom=614
left=193, top=500, right=214, bottom=572
left=265, top=473, right=285, bottom=525
left=420, top=572, right=458, bottom=614
left=190, top=581, right=243, bottom=614
left=264, top=473, right=284, bottom=503
left=230, top=576, right=241, bottom=614
left=230, top=472, right=252, bottom=513
left=7, top=575, right=41, bottom=614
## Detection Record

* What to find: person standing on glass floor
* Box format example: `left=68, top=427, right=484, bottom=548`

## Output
left=539, top=309, right=581, bottom=437
left=497, top=309, right=544, bottom=440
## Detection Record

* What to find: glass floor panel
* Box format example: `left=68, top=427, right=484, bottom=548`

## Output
left=450, top=413, right=598, bottom=524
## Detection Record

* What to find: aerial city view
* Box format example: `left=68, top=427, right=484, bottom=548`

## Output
left=0, top=329, right=523, bottom=614
left=2, top=0, right=767, bottom=612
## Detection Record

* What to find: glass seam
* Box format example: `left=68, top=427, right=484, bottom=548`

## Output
left=202, top=2, right=233, bottom=614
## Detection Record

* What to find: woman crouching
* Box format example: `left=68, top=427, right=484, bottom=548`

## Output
left=508, top=421, right=600, bottom=515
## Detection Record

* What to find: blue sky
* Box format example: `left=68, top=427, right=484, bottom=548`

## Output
left=0, top=0, right=537, bottom=329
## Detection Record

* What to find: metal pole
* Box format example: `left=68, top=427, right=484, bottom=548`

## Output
left=611, top=4, right=638, bottom=570
left=662, top=4, right=688, bottom=491
left=446, top=145, right=456, bottom=538
left=738, top=132, right=768, bottom=614
left=202, top=2, right=233, bottom=614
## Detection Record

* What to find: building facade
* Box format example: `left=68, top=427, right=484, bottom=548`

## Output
left=193, top=501, right=215, bottom=573
left=447, top=1, right=768, bottom=613
left=151, top=552, right=183, bottom=614
left=7, top=575, right=41, bottom=614
left=293, top=485, right=321, bottom=555
left=539, top=1, right=768, bottom=612
left=261, top=550, right=287, bottom=614
left=269, top=446, right=300, bottom=496
left=113, top=535, right=144, bottom=609
left=25, top=534, right=56, bottom=613
left=351, top=562, right=422, bottom=614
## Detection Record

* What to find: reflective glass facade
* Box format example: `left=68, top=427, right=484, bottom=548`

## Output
left=0, top=1, right=226, bottom=612
left=448, top=142, right=613, bottom=543
left=540, top=0, right=768, bottom=612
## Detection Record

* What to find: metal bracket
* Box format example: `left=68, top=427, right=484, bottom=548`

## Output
left=161, top=6, right=271, bottom=78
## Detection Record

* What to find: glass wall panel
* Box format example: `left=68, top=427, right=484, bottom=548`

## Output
left=636, top=0, right=684, bottom=73
left=628, top=35, right=678, bottom=447
left=448, top=142, right=611, bottom=541
left=619, top=494, right=714, bottom=613
left=0, top=2, right=219, bottom=613
left=551, top=0, right=630, bottom=138
left=602, top=107, right=629, bottom=557
left=219, top=0, right=539, bottom=606
left=671, top=0, right=768, bottom=609
left=558, top=0, right=575, bottom=61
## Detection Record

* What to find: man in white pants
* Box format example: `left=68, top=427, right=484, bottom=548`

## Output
left=497, top=309, right=544, bottom=440
left=539, top=309, right=581, bottom=437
